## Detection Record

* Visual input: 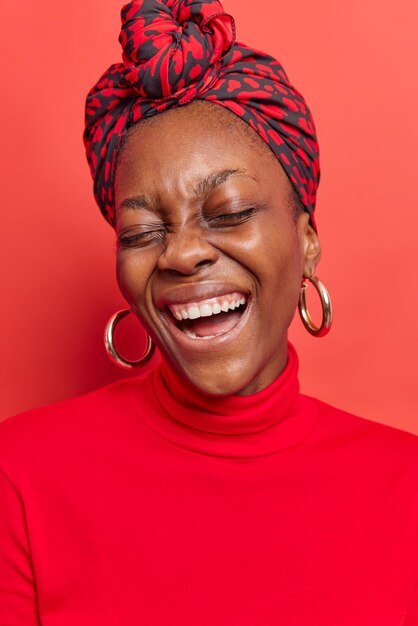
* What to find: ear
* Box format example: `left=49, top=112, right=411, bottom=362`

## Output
left=296, top=212, right=321, bottom=277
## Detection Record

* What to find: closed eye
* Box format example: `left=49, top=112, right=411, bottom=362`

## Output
left=206, top=207, right=257, bottom=228
left=117, top=229, right=166, bottom=249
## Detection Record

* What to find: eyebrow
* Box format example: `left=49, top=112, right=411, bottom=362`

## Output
left=116, top=168, right=257, bottom=215
left=192, top=168, right=257, bottom=199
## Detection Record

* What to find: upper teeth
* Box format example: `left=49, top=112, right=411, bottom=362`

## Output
left=169, top=292, right=247, bottom=321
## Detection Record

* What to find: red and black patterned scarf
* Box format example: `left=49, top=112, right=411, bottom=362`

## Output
left=84, top=0, right=320, bottom=229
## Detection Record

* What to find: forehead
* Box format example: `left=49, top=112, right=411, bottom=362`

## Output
left=127, top=100, right=268, bottom=149
left=114, top=100, right=289, bottom=200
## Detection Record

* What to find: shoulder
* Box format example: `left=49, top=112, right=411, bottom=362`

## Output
left=0, top=372, right=151, bottom=473
left=1, top=377, right=131, bottom=432
left=315, top=397, right=418, bottom=444
left=310, top=395, right=418, bottom=473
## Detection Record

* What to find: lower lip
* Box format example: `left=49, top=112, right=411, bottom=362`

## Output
left=160, top=300, right=253, bottom=354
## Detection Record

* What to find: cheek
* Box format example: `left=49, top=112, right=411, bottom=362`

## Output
left=116, top=251, right=153, bottom=309
left=251, top=225, right=302, bottom=326
left=213, top=217, right=301, bottom=290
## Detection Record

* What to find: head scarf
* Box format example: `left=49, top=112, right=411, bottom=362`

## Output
left=84, top=0, right=320, bottom=230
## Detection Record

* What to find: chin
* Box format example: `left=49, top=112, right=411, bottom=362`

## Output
left=157, top=323, right=290, bottom=397
left=188, top=365, right=251, bottom=397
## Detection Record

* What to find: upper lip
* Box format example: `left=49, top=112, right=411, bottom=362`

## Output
left=155, top=282, right=250, bottom=309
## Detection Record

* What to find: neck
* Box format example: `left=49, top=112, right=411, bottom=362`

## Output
left=129, top=341, right=319, bottom=457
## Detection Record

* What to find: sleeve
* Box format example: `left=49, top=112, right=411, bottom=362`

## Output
left=0, top=466, right=40, bottom=625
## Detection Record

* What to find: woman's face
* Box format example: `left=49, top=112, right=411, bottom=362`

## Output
left=114, top=102, right=320, bottom=396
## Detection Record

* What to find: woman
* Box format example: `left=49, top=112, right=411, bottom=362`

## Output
left=1, top=1, right=417, bottom=623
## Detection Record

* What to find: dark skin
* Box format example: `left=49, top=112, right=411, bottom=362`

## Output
left=114, top=101, right=321, bottom=397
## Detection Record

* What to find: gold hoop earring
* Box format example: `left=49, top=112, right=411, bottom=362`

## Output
left=298, top=276, right=333, bottom=337
left=104, top=309, right=155, bottom=369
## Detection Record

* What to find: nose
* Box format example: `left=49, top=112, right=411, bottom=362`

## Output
left=157, top=228, right=219, bottom=275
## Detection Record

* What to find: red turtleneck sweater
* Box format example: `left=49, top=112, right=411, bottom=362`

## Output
left=1, top=344, right=418, bottom=625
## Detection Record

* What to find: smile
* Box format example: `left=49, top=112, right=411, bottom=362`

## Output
left=157, top=288, right=251, bottom=345
left=169, top=292, right=247, bottom=320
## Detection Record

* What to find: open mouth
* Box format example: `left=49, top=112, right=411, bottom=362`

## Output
left=165, top=291, right=249, bottom=341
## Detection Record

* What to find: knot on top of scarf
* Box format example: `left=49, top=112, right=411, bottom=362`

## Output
left=84, top=0, right=320, bottom=230
left=119, top=0, right=235, bottom=99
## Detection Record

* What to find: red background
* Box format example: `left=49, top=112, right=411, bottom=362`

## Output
left=1, top=1, right=417, bottom=430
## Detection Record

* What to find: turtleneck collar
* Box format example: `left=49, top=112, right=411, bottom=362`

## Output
left=133, top=342, right=319, bottom=458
